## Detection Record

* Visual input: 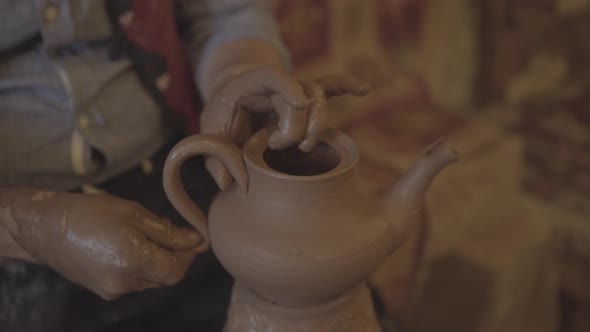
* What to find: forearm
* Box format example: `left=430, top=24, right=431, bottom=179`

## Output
left=199, top=38, right=286, bottom=99
left=0, top=224, right=36, bottom=262
left=177, top=0, right=289, bottom=99
left=0, top=188, right=59, bottom=263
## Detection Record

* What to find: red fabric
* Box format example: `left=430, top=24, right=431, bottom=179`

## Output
left=121, top=0, right=201, bottom=134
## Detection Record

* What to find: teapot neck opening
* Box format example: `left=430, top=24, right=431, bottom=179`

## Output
left=243, top=128, right=359, bottom=193
left=262, top=143, right=341, bottom=176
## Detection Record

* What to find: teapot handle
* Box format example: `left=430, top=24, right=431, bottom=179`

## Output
left=163, top=134, right=248, bottom=252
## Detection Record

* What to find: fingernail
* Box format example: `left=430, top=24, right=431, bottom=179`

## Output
left=214, top=177, right=224, bottom=190
left=195, top=243, right=208, bottom=254
left=214, top=169, right=228, bottom=190
left=357, top=83, right=371, bottom=94
left=293, top=97, right=313, bottom=109
left=219, top=172, right=231, bottom=190
left=174, top=229, right=202, bottom=246
left=268, top=134, right=286, bottom=150
left=298, top=139, right=315, bottom=152
left=186, top=231, right=201, bottom=242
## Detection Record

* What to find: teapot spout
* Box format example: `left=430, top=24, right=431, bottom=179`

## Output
left=384, top=139, right=459, bottom=250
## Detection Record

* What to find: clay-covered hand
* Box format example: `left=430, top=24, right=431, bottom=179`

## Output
left=4, top=191, right=200, bottom=300
left=201, top=65, right=370, bottom=189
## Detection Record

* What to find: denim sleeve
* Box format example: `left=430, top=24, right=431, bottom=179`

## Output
left=175, top=0, right=290, bottom=89
left=0, top=1, right=39, bottom=51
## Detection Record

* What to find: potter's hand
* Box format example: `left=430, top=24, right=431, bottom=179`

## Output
left=200, top=66, right=370, bottom=189
left=0, top=190, right=200, bottom=300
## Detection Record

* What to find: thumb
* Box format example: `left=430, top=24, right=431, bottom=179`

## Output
left=205, top=157, right=233, bottom=190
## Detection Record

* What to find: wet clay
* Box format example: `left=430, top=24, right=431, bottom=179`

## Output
left=164, top=127, right=458, bottom=331
left=198, top=69, right=370, bottom=190
left=0, top=189, right=201, bottom=300
left=225, top=283, right=381, bottom=332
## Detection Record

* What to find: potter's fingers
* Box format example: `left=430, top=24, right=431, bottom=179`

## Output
left=268, top=94, right=308, bottom=150
left=298, top=82, right=327, bottom=152
left=137, top=217, right=202, bottom=251
left=93, top=279, right=134, bottom=301
left=315, top=75, right=371, bottom=97
left=133, top=280, right=161, bottom=292
left=95, top=290, right=121, bottom=301
left=138, top=242, right=197, bottom=286
left=237, top=95, right=274, bottom=113
left=205, top=157, right=233, bottom=190
left=235, top=96, right=279, bottom=133
left=226, top=65, right=310, bottom=109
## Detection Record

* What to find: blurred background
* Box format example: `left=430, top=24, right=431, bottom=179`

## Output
left=273, top=0, right=590, bottom=331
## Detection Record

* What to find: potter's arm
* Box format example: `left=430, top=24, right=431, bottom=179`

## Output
left=0, top=189, right=42, bottom=262
left=0, top=228, right=32, bottom=261
left=0, top=188, right=202, bottom=300
left=176, top=0, right=290, bottom=99
left=198, top=38, right=287, bottom=99
left=175, top=1, right=370, bottom=189
left=0, top=223, right=36, bottom=261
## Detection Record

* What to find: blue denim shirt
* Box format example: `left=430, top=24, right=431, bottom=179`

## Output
left=0, top=0, right=287, bottom=190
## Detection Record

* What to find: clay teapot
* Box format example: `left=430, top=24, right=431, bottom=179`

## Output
left=163, top=127, right=458, bottom=311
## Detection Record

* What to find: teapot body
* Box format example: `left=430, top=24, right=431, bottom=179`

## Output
left=163, top=124, right=458, bottom=330
left=208, top=128, right=392, bottom=307
left=209, top=175, right=392, bottom=307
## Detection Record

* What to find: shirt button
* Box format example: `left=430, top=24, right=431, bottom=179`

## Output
left=78, top=115, right=90, bottom=129
left=44, top=4, right=59, bottom=23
